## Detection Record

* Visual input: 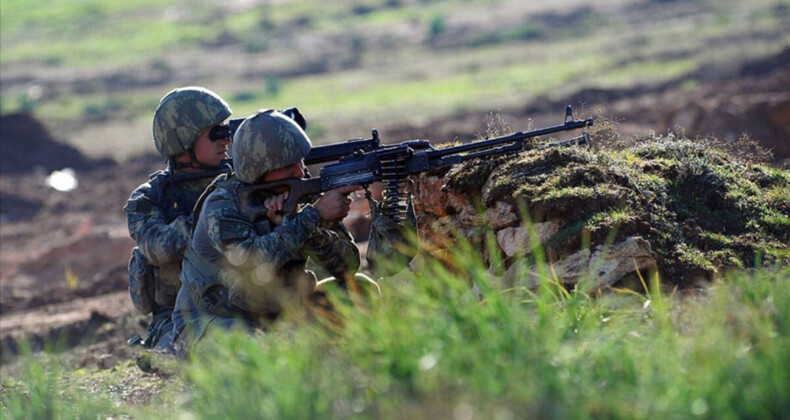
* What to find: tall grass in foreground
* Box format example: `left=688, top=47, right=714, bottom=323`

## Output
left=3, top=251, right=788, bottom=419
left=184, top=248, right=790, bottom=419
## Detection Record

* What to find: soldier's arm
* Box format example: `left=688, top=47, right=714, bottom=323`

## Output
left=204, top=191, right=323, bottom=270
left=125, top=186, right=190, bottom=266
left=303, top=223, right=360, bottom=279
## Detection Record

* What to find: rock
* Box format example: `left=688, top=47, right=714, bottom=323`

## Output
left=414, top=174, right=471, bottom=217
left=552, top=236, right=657, bottom=289
left=502, top=236, right=656, bottom=291
left=415, top=175, right=447, bottom=216
left=444, top=188, right=470, bottom=215
left=457, top=204, right=482, bottom=228
left=99, top=353, right=118, bottom=370
left=417, top=214, right=458, bottom=250
left=495, top=221, right=560, bottom=258
left=486, top=201, right=519, bottom=230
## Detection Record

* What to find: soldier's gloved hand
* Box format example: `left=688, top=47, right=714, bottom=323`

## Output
left=313, top=185, right=362, bottom=222
left=264, top=191, right=289, bottom=226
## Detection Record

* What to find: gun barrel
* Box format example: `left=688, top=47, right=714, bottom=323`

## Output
left=430, top=117, right=592, bottom=158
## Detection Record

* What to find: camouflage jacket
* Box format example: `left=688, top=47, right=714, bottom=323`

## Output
left=179, top=174, right=360, bottom=320
left=125, top=168, right=214, bottom=309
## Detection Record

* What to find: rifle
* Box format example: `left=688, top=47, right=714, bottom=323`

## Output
left=238, top=106, right=594, bottom=221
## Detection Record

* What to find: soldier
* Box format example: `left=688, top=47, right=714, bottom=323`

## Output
left=124, top=86, right=233, bottom=351
left=173, top=109, right=361, bottom=354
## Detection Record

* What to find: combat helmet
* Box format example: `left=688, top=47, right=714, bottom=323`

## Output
left=232, top=109, right=312, bottom=183
left=152, top=86, right=232, bottom=157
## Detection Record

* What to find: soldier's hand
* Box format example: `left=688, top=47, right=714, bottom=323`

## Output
left=264, top=191, right=289, bottom=226
left=314, top=185, right=362, bottom=222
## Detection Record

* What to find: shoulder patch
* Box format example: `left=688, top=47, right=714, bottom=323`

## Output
left=218, top=216, right=254, bottom=244
left=124, top=195, right=157, bottom=214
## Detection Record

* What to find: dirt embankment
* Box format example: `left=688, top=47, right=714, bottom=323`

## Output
left=0, top=113, right=114, bottom=175
left=0, top=114, right=161, bottom=364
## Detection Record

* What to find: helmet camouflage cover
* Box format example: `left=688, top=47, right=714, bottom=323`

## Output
left=152, top=86, right=232, bottom=157
left=232, top=109, right=312, bottom=183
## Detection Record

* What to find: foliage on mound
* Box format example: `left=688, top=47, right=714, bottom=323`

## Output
left=442, top=132, right=789, bottom=284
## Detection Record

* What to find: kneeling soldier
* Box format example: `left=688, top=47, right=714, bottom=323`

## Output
left=173, top=109, right=361, bottom=354
left=125, top=87, right=232, bottom=351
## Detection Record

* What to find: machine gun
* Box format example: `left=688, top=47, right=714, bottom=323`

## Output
left=238, top=106, right=594, bottom=221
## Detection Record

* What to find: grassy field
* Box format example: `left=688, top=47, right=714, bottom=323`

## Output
left=3, top=248, right=789, bottom=418
left=2, top=0, right=789, bottom=160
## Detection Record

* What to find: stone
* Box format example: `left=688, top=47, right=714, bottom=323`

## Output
left=495, top=221, right=560, bottom=258
left=501, top=236, right=656, bottom=291
left=98, top=353, right=118, bottom=370
left=486, top=201, right=519, bottom=230
left=414, top=174, right=471, bottom=217
left=551, top=236, right=657, bottom=289
left=414, top=174, right=447, bottom=216
left=457, top=204, right=483, bottom=228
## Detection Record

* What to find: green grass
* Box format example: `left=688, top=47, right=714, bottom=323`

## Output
left=223, top=52, right=608, bottom=124
left=3, top=238, right=789, bottom=418
left=3, top=0, right=789, bottom=160
left=0, top=0, right=200, bottom=66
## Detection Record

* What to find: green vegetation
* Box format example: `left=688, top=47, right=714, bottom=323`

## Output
left=2, top=0, right=789, bottom=159
left=4, top=254, right=789, bottom=418
left=459, top=131, right=789, bottom=282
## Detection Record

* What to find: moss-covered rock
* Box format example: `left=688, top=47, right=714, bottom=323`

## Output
left=416, top=132, right=789, bottom=287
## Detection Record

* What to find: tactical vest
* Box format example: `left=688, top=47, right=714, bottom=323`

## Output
left=126, top=169, right=213, bottom=311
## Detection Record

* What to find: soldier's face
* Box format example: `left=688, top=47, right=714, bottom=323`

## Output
left=194, top=128, right=230, bottom=167
left=263, top=160, right=306, bottom=183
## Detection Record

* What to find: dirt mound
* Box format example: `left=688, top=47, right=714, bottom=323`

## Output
left=415, top=133, right=790, bottom=288
left=0, top=112, right=112, bottom=174
left=0, top=224, right=134, bottom=314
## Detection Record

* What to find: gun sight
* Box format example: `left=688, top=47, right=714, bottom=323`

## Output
left=209, top=107, right=306, bottom=142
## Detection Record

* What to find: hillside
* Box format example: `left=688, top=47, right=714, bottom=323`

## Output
left=1, top=0, right=788, bottom=161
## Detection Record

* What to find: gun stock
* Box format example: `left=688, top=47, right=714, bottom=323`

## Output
left=237, top=177, right=323, bottom=221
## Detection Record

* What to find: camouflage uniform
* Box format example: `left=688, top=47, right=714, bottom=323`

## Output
left=125, top=170, right=215, bottom=348
left=173, top=110, right=360, bottom=354
left=125, top=86, right=232, bottom=351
